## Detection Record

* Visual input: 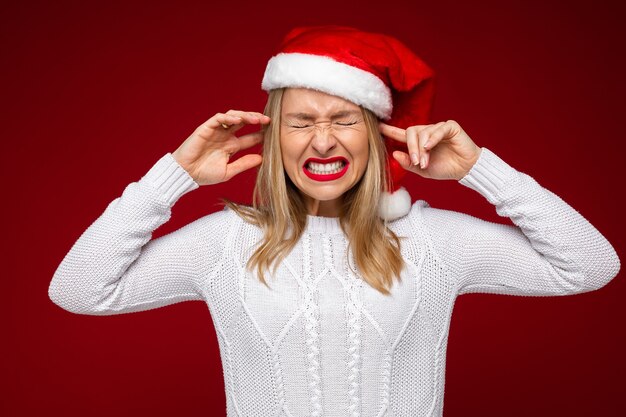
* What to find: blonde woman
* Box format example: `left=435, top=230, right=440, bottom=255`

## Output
left=49, top=26, right=620, bottom=416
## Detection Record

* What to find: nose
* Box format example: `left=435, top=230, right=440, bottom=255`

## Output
left=310, top=125, right=337, bottom=155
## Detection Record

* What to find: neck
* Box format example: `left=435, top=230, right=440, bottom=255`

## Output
left=305, top=196, right=342, bottom=217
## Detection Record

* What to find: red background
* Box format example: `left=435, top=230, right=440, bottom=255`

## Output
left=3, top=0, right=625, bottom=415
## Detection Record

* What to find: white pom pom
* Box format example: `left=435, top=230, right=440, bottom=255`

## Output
left=378, top=187, right=411, bottom=221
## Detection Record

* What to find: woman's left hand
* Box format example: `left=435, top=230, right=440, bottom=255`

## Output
left=379, top=120, right=482, bottom=181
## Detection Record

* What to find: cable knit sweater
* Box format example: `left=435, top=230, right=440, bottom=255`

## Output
left=49, top=147, right=620, bottom=417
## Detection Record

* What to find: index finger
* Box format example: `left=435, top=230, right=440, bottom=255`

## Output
left=225, top=111, right=271, bottom=134
left=378, top=122, right=407, bottom=143
left=227, top=110, right=271, bottom=124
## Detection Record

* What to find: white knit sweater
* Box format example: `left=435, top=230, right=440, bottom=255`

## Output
left=49, top=147, right=620, bottom=417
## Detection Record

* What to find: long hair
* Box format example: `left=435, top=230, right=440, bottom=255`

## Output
left=226, top=88, right=404, bottom=295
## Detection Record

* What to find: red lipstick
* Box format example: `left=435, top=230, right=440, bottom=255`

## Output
left=303, top=156, right=349, bottom=182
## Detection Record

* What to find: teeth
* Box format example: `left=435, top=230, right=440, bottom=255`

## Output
left=307, top=160, right=346, bottom=175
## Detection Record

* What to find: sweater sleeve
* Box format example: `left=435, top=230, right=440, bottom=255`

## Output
left=48, top=153, right=221, bottom=315
left=418, top=147, right=621, bottom=296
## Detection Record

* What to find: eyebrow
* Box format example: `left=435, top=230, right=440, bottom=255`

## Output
left=284, top=110, right=361, bottom=121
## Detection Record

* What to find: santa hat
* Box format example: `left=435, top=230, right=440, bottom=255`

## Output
left=261, top=25, right=436, bottom=220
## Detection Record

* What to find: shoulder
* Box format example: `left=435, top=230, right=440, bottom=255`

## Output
left=170, top=206, right=264, bottom=262
left=387, top=199, right=434, bottom=229
left=388, top=199, right=481, bottom=238
left=385, top=199, right=432, bottom=241
left=174, top=206, right=250, bottom=241
left=190, top=205, right=239, bottom=227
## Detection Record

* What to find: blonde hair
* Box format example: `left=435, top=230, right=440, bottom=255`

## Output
left=225, top=88, right=404, bottom=295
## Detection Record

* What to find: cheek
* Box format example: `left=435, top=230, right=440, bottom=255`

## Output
left=350, top=134, right=370, bottom=172
left=281, top=134, right=311, bottom=162
left=280, top=139, right=299, bottom=172
left=356, top=153, right=369, bottom=177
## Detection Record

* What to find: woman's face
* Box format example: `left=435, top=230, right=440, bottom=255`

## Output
left=280, top=88, right=369, bottom=216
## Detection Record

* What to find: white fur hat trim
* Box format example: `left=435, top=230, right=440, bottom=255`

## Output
left=377, top=187, right=411, bottom=221
left=262, top=52, right=392, bottom=120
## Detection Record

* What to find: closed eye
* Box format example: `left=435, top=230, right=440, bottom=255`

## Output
left=287, top=120, right=360, bottom=128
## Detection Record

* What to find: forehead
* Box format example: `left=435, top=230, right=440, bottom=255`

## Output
left=281, top=87, right=360, bottom=117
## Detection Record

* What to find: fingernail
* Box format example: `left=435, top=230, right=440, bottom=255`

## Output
left=411, top=153, right=419, bottom=165
left=423, top=140, right=430, bottom=149
left=420, top=155, right=427, bottom=168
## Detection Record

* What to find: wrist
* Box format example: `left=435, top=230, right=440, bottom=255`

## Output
left=171, top=151, right=197, bottom=181
left=456, top=147, right=482, bottom=180
left=141, top=153, right=200, bottom=206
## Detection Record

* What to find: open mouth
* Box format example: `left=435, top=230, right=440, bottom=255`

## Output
left=303, top=156, right=349, bottom=181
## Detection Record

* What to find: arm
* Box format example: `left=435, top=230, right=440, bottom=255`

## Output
left=49, top=110, right=269, bottom=315
left=48, top=153, right=211, bottom=315
left=420, top=147, right=621, bottom=296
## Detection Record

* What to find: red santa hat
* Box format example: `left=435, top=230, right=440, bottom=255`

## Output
left=261, top=25, right=436, bottom=220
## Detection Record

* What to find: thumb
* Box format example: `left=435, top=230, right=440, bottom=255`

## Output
left=224, top=154, right=263, bottom=181
left=392, top=150, right=423, bottom=172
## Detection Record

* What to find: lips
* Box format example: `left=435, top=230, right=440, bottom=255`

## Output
left=303, top=156, right=349, bottom=181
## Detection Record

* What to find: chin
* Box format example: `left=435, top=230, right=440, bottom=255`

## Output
left=301, top=180, right=358, bottom=202
left=303, top=189, right=346, bottom=202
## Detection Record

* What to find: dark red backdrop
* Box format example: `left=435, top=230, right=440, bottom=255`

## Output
left=3, top=0, right=625, bottom=416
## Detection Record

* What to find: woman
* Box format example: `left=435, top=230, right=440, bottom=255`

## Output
left=49, top=26, right=620, bottom=416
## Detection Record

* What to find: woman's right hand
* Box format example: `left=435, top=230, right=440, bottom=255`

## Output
left=172, top=110, right=271, bottom=186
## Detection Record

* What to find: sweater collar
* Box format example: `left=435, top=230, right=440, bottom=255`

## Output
left=305, top=214, right=343, bottom=235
